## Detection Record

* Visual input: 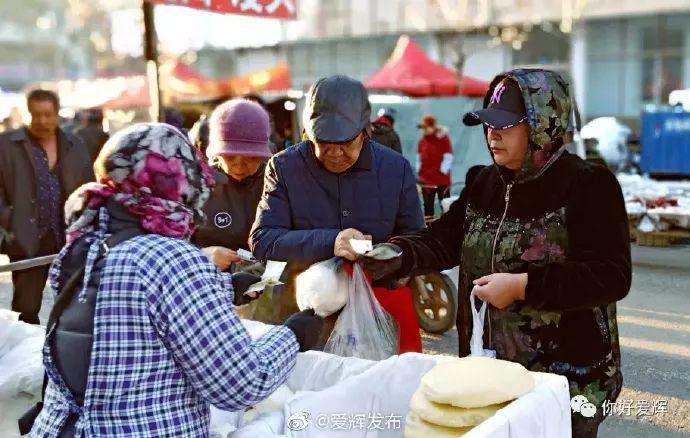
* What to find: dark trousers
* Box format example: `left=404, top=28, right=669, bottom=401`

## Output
left=10, top=234, right=58, bottom=325
left=572, top=411, right=602, bottom=438
left=422, top=185, right=449, bottom=219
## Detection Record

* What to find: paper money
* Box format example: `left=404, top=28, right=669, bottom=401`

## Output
left=349, top=239, right=373, bottom=255
left=364, top=245, right=402, bottom=260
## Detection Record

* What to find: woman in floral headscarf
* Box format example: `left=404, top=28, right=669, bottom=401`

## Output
left=30, top=123, right=323, bottom=437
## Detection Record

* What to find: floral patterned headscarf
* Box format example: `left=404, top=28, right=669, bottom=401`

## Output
left=482, top=69, right=575, bottom=183
left=65, top=123, right=215, bottom=242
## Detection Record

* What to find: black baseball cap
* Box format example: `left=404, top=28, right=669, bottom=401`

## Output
left=303, top=75, right=371, bottom=143
left=463, top=78, right=527, bottom=129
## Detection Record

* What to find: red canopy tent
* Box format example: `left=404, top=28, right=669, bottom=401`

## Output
left=101, top=76, right=151, bottom=110
left=162, top=61, right=292, bottom=100
left=365, top=35, right=489, bottom=98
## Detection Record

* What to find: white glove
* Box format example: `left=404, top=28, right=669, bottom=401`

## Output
left=415, top=154, right=421, bottom=174
left=440, top=153, right=454, bottom=175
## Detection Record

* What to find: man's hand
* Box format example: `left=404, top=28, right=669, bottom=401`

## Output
left=473, top=273, right=528, bottom=309
left=201, top=246, right=241, bottom=271
left=334, top=228, right=370, bottom=261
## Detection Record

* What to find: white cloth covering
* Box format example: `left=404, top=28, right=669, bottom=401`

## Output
left=0, top=312, right=571, bottom=438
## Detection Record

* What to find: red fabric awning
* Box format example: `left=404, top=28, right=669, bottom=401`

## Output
left=147, top=0, right=298, bottom=20
left=163, top=61, right=291, bottom=100
left=365, top=35, right=489, bottom=98
left=101, top=76, right=150, bottom=110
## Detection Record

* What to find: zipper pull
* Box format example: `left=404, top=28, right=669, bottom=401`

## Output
left=505, top=183, right=513, bottom=202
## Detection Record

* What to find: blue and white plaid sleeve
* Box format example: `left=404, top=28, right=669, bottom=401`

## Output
left=146, top=242, right=299, bottom=412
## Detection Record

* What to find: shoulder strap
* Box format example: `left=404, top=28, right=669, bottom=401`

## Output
left=47, top=228, right=144, bottom=330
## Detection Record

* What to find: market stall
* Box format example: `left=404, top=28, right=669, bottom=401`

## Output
left=618, top=174, right=690, bottom=246
left=0, top=310, right=571, bottom=438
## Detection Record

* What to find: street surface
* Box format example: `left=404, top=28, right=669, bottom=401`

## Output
left=1, top=244, right=688, bottom=437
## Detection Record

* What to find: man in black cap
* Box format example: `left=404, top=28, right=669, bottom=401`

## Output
left=250, top=75, right=424, bottom=332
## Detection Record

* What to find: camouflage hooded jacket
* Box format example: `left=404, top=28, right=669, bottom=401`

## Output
left=392, top=69, right=631, bottom=408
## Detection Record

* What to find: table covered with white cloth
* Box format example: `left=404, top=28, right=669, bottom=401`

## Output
left=0, top=311, right=571, bottom=438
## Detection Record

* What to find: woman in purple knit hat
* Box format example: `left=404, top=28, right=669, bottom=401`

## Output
left=194, top=99, right=273, bottom=279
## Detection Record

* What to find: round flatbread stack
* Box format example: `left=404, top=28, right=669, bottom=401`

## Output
left=421, top=356, right=534, bottom=408
left=404, top=357, right=535, bottom=436
left=409, top=388, right=509, bottom=428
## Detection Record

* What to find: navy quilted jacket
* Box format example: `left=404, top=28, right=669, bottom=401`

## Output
left=250, top=139, right=423, bottom=266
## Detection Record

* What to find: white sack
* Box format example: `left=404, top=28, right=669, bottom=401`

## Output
left=295, top=258, right=348, bottom=318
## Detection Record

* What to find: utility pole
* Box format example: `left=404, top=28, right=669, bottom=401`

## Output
left=143, top=1, right=163, bottom=122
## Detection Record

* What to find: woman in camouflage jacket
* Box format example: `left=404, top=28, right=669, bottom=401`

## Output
left=363, top=68, right=631, bottom=438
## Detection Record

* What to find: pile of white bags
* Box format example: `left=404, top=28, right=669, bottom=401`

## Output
left=0, top=310, right=45, bottom=438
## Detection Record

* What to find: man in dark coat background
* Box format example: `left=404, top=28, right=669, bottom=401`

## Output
left=370, top=107, right=403, bottom=154
left=0, top=89, right=93, bottom=324
left=75, top=108, right=109, bottom=164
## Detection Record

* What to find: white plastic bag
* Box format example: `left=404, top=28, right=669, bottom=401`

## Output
left=469, top=287, right=496, bottom=358
left=324, top=263, right=397, bottom=361
left=296, top=258, right=349, bottom=318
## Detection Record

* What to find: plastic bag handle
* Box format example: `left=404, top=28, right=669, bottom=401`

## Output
left=469, top=287, right=488, bottom=357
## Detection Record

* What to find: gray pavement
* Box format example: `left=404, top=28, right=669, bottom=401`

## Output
left=1, top=245, right=688, bottom=437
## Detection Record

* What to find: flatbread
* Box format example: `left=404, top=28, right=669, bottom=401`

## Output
left=404, top=411, right=472, bottom=438
left=421, top=357, right=534, bottom=408
left=409, top=388, right=508, bottom=428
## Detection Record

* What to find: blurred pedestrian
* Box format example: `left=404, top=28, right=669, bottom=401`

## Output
left=361, top=69, right=631, bottom=438
left=0, top=89, right=92, bottom=324
left=417, top=114, right=454, bottom=222
left=193, top=99, right=272, bottom=276
left=75, top=108, right=109, bottom=164
left=28, top=123, right=323, bottom=437
left=164, top=106, right=187, bottom=136
left=242, top=93, right=286, bottom=154
left=370, top=107, right=402, bottom=153
left=188, top=113, right=210, bottom=159
left=250, top=75, right=424, bottom=352
left=60, top=110, right=82, bottom=135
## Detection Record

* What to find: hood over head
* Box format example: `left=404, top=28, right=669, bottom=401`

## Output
left=480, top=68, right=576, bottom=183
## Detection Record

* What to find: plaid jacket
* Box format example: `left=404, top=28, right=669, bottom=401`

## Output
left=31, top=233, right=299, bottom=437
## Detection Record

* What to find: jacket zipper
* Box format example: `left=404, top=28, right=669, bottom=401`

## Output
left=487, top=182, right=514, bottom=348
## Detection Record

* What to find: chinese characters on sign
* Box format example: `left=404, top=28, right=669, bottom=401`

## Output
left=147, top=0, right=298, bottom=20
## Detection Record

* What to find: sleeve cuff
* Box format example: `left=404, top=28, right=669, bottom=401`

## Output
left=524, top=264, right=547, bottom=308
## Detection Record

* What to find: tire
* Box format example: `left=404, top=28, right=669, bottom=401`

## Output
left=409, top=272, right=457, bottom=334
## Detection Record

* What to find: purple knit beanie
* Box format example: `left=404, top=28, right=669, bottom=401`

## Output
left=207, top=99, right=272, bottom=159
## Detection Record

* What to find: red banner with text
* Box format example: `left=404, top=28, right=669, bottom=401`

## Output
left=147, top=0, right=297, bottom=20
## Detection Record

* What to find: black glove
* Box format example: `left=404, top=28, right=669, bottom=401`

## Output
left=283, top=309, right=324, bottom=352
left=231, top=272, right=262, bottom=306
left=358, top=243, right=404, bottom=280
